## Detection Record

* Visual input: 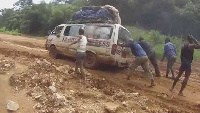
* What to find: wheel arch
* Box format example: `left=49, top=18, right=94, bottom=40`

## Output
left=86, top=50, right=97, bottom=56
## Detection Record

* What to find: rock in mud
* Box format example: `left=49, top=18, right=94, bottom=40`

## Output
left=196, top=101, right=200, bottom=107
left=122, top=101, right=128, bottom=107
left=33, top=103, right=43, bottom=109
left=0, top=59, right=15, bottom=74
left=141, top=106, right=148, bottom=110
left=7, top=101, right=19, bottom=111
left=49, top=86, right=56, bottom=92
left=56, top=65, right=71, bottom=74
left=104, top=102, right=119, bottom=113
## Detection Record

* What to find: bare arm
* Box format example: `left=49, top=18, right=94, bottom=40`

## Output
left=117, top=42, right=129, bottom=47
left=67, top=36, right=81, bottom=47
left=86, top=37, right=93, bottom=42
left=188, top=35, right=200, bottom=49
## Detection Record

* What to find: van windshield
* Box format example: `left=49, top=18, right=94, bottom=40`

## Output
left=85, top=25, right=113, bottom=40
left=118, top=27, right=132, bottom=43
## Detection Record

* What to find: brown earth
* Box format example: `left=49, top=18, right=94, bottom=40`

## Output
left=0, top=33, right=200, bottom=113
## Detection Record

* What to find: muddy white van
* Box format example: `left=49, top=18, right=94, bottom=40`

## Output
left=45, top=23, right=134, bottom=68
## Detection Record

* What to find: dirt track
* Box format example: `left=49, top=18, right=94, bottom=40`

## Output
left=0, top=34, right=200, bottom=113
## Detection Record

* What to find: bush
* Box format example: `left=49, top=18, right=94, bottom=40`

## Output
left=0, top=27, right=21, bottom=35
left=0, top=27, right=6, bottom=32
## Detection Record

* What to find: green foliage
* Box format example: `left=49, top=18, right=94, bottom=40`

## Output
left=1, top=2, right=79, bottom=35
left=14, top=0, right=33, bottom=9
left=88, top=0, right=200, bottom=39
left=194, top=50, right=200, bottom=60
left=0, top=27, right=21, bottom=35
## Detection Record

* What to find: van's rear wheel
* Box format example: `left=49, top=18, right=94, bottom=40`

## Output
left=49, top=45, right=59, bottom=59
left=84, top=52, right=98, bottom=69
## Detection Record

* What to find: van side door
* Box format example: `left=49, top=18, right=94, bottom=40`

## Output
left=60, top=25, right=83, bottom=56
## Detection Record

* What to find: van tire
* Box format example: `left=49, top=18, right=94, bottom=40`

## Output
left=49, top=45, right=59, bottom=59
left=84, top=52, right=98, bottom=69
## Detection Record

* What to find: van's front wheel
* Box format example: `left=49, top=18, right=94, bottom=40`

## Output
left=84, top=52, right=98, bottom=69
left=49, top=45, right=59, bottom=59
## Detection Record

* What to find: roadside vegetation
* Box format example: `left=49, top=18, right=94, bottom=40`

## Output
left=126, top=26, right=200, bottom=61
left=0, top=0, right=200, bottom=38
left=0, top=27, right=21, bottom=35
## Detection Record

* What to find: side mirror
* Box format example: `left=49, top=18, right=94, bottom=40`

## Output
left=56, top=30, right=61, bottom=38
left=56, top=33, right=60, bottom=38
left=48, top=30, right=51, bottom=35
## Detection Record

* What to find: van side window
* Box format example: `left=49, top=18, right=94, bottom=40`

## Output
left=85, top=25, right=113, bottom=39
left=118, top=27, right=132, bottom=43
left=64, top=26, right=71, bottom=36
left=69, top=25, right=82, bottom=36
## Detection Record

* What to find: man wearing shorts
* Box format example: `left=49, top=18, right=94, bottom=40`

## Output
left=170, top=35, right=200, bottom=96
left=161, top=38, right=177, bottom=79
left=68, top=29, right=87, bottom=83
left=117, top=40, right=155, bottom=87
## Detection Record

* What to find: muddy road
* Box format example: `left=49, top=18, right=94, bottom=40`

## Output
left=0, top=34, right=200, bottom=113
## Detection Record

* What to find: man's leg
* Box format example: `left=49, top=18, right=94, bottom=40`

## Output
left=149, top=53, right=161, bottom=77
left=166, top=56, right=175, bottom=78
left=80, top=63, right=86, bottom=83
left=75, top=65, right=79, bottom=75
left=170, top=56, right=176, bottom=79
left=75, top=53, right=80, bottom=75
left=179, top=64, right=191, bottom=96
left=127, top=57, right=140, bottom=80
left=141, top=57, right=155, bottom=86
left=166, top=58, right=170, bottom=78
left=170, top=68, right=184, bottom=92
left=80, top=52, right=86, bottom=84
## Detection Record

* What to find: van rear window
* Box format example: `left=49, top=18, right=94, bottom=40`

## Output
left=118, top=27, right=132, bottom=43
left=84, top=26, right=113, bottom=40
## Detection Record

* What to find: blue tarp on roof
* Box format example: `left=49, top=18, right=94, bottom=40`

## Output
left=72, top=9, right=110, bottom=21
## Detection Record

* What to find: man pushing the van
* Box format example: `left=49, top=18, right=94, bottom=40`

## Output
left=117, top=40, right=155, bottom=87
left=67, top=29, right=88, bottom=84
left=138, top=37, right=161, bottom=77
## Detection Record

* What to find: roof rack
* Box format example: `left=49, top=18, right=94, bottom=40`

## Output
left=68, top=18, right=115, bottom=24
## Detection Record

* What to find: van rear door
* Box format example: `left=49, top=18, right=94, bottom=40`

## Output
left=114, top=26, right=133, bottom=66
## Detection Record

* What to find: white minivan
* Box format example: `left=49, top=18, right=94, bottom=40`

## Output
left=45, top=23, right=134, bottom=68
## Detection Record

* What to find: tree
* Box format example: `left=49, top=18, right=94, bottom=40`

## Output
left=14, top=0, right=33, bottom=9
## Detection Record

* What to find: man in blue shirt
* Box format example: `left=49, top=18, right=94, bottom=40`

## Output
left=161, top=38, right=177, bottom=79
left=117, top=40, right=155, bottom=87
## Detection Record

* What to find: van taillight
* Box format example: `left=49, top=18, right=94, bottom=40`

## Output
left=122, top=51, right=126, bottom=58
left=111, top=44, right=117, bottom=55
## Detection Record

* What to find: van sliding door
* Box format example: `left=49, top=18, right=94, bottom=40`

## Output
left=61, top=25, right=83, bottom=56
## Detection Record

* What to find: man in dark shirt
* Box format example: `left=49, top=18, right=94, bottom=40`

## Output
left=170, top=35, right=200, bottom=96
left=138, top=37, right=161, bottom=77
left=117, top=40, right=155, bottom=87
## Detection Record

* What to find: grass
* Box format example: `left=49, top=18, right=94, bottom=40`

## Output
left=125, top=26, right=200, bottom=61
left=0, top=27, right=21, bottom=36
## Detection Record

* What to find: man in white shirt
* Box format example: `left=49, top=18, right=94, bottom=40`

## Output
left=67, top=29, right=88, bottom=84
